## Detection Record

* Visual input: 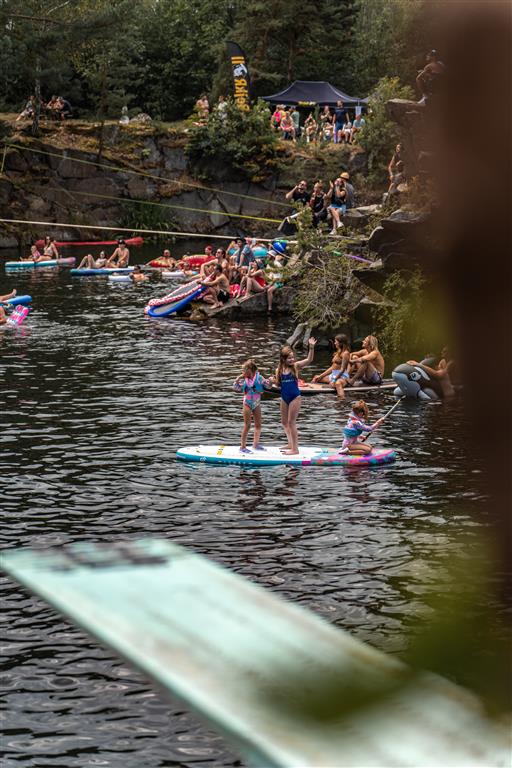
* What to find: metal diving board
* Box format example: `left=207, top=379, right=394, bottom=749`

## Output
left=1, top=539, right=510, bottom=767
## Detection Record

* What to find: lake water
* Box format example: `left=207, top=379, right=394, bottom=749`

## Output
left=1, top=246, right=483, bottom=767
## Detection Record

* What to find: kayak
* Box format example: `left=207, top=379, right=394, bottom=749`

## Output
left=70, top=267, right=135, bottom=276
left=145, top=281, right=206, bottom=318
left=176, top=444, right=396, bottom=467
left=5, top=257, right=75, bottom=270
left=1, top=295, right=32, bottom=307
left=267, top=380, right=396, bottom=397
left=35, top=236, right=144, bottom=248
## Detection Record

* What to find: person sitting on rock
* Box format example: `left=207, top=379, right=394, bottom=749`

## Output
left=200, top=265, right=231, bottom=308
left=16, top=96, right=35, bottom=122
left=239, top=259, right=267, bottom=300
left=270, top=105, right=284, bottom=131
left=326, top=178, right=347, bottom=234
left=350, top=113, right=366, bottom=142
left=347, top=335, right=385, bottom=386
left=308, top=180, right=328, bottom=228
left=265, top=252, right=285, bottom=313
left=416, top=50, right=445, bottom=105
left=285, top=180, right=310, bottom=208
left=340, top=172, right=355, bottom=210
left=56, top=96, right=72, bottom=119
left=304, top=112, right=318, bottom=143
left=280, top=110, right=295, bottom=141
left=388, top=143, right=403, bottom=181
left=339, top=114, right=352, bottom=144
left=388, top=160, right=406, bottom=196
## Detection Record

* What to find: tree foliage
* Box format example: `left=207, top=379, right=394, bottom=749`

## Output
left=185, top=99, right=281, bottom=181
left=358, top=76, right=414, bottom=185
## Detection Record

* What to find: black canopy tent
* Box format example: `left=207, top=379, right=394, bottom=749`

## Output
left=262, top=80, right=367, bottom=108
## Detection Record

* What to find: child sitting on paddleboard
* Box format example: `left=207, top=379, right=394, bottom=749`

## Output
left=339, top=400, right=383, bottom=455
left=233, top=360, right=272, bottom=453
left=275, top=338, right=316, bottom=455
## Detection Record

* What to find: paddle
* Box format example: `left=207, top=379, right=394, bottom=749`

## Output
left=361, top=395, right=405, bottom=442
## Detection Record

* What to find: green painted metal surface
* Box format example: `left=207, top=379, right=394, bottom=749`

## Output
left=1, top=539, right=510, bottom=767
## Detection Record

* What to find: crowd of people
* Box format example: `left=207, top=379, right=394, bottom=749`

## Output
left=271, top=101, right=366, bottom=144
left=16, top=94, right=72, bottom=122
left=283, top=172, right=355, bottom=234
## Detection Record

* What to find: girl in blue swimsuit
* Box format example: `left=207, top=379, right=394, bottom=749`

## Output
left=275, top=338, right=316, bottom=455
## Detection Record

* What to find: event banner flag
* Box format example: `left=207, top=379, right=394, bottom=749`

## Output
left=227, top=41, right=251, bottom=111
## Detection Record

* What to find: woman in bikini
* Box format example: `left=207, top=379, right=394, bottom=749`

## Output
left=274, top=338, right=316, bottom=455
left=312, top=334, right=351, bottom=399
left=42, top=237, right=60, bottom=260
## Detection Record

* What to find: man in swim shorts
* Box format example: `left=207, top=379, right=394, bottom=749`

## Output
left=347, top=335, right=385, bottom=387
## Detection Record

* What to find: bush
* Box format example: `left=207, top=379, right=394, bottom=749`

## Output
left=185, top=99, right=281, bottom=181
left=371, top=268, right=450, bottom=357
left=358, top=76, right=414, bottom=186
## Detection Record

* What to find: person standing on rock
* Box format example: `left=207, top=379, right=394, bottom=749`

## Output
left=340, top=172, right=355, bottom=210
left=416, top=50, right=445, bottom=105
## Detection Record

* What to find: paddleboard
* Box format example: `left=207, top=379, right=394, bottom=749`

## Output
left=5, top=257, right=75, bottom=270
left=108, top=274, right=132, bottom=282
left=1, top=295, right=32, bottom=307
left=145, top=281, right=206, bottom=317
left=267, top=380, right=396, bottom=397
left=161, top=270, right=198, bottom=280
left=176, top=445, right=396, bottom=467
left=35, top=236, right=144, bottom=248
left=70, top=267, right=135, bottom=276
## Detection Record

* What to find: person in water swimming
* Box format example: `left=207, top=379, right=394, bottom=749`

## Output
left=312, top=334, right=351, bottom=399
left=347, top=335, right=385, bottom=386
left=339, top=400, right=383, bottom=455
left=233, top=359, right=272, bottom=453
left=130, top=265, right=149, bottom=283
left=274, top=338, right=316, bottom=455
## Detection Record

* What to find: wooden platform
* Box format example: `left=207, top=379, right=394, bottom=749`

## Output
left=2, top=539, right=509, bottom=767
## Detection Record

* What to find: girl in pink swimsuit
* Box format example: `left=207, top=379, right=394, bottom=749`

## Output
left=233, top=359, right=272, bottom=453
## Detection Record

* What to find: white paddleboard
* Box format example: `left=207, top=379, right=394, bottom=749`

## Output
left=176, top=445, right=396, bottom=467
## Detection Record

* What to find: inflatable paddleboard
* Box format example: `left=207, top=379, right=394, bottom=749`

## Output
left=5, top=305, right=29, bottom=327
left=268, top=380, right=396, bottom=397
left=5, top=257, right=75, bottom=270
left=145, top=281, right=206, bottom=317
left=70, top=267, right=135, bottom=276
left=1, top=295, right=32, bottom=307
left=176, top=445, right=396, bottom=467
left=108, top=274, right=132, bottom=282
left=161, top=270, right=198, bottom=280
left=35, top=236, right=144, bottom=248
left=227, top=246, right=268, bottom=258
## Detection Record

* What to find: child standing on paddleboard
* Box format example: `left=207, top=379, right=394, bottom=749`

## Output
left=233, top=360, right=272, bottom=453
left=275, top=338, right=316, bottom=455
left=340, top=400, right=383, bottom=455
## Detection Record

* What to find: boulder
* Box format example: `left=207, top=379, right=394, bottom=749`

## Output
left=3, top=150, right=28, bottom=172
left=342, top=209, right=368, bottom=230
left=0, top=234, right=19, bottom=249
left=67, top=177, right=121, bottom=199
left=0, top=179, right=13, bottom=205
left=126, top=176, right=157, bottom=200
left=368, top=226, right=386, bottom=252
left=162, top=147, right=187, bottom=172
left=207, top=198, right=230, bottom=228
left=56, top=156, right=98, bottom=179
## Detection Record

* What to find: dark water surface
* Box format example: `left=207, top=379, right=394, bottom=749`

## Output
left=1, top=249, right=484, bottom=767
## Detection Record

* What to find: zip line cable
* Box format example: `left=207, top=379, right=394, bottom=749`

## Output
left=0, top=217, right=291, bottom=243
left=42, top=186, right=282, bottom=224
left=3, top=142, right=294, bottom=210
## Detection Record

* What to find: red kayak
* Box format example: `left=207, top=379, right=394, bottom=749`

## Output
left=35, top=236, right=144, bottom=248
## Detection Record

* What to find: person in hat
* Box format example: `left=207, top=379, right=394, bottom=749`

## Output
left=340, top=172, right=355, bottom=210
left=107, top=239, right=130, bottom=268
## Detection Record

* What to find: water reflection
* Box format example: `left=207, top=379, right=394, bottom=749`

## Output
left=0, top=247, right=482, bottom=767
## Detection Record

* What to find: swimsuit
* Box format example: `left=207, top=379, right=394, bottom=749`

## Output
left=233, top=372, right=271, bottom=411
left=217, top=289, right=230, bottom=303
left=342, top=413, right=373, bottom=448
left=329, top=369, right=349, bottom=384
left=364, top=370, right=382, bottom=385
left=279, top=372, right=300, bottom=405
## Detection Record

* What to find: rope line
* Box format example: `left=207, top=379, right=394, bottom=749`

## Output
left=43, top=186, right=282, bottom=224
left=0, top=217, right=291, bottom=243
left=4, top=142, right=294, bottom=210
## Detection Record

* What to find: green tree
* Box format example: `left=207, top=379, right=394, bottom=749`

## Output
left=358, top=76, right=413, bottom=185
